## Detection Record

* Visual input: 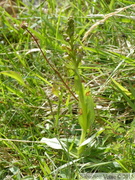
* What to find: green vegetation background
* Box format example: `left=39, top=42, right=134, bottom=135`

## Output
left=1, top=0, right=135, bottom=179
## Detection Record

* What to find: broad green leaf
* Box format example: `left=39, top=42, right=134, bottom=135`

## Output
left=79, top=88, right=95, bottom=132
left=85, top=88, right=95, bottom=127
left=0, top=71, right=26, bottom=86
left=41, top=138, right=67, bottom=150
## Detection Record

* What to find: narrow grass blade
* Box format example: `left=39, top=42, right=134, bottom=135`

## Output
left=112, top=78, right=135, bottom=112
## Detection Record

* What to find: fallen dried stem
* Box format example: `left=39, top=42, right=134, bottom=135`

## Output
left=82, top=4, right=135, bottom=42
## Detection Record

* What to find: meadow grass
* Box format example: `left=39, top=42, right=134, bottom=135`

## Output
left=1, top=0, right=135, bottom=179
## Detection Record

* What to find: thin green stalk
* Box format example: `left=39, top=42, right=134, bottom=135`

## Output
left=79, top=129, right=86, bottom=146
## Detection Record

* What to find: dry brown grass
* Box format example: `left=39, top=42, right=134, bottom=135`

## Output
left=0, top=0, right=19, bottom=16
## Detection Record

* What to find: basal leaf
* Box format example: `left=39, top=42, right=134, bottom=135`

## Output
left=41, top=137, right=67, bottom=150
